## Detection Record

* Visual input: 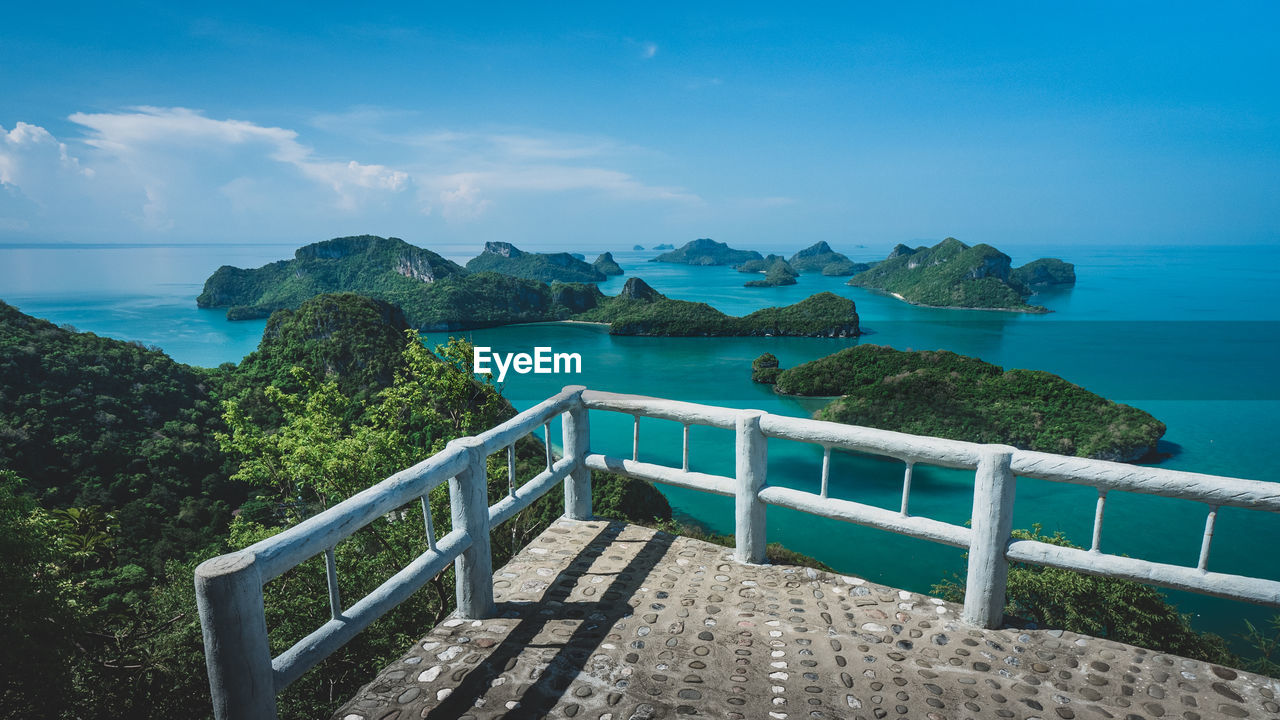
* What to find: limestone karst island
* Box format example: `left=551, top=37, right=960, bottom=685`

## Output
left=4, top=5, right=1280, bottom=720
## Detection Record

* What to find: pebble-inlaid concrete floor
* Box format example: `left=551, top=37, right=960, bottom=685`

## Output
left=333, top=519, right=1280, bottom=720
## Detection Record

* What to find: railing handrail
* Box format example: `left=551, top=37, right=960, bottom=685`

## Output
left=197, top=385, right=1280, bottom=720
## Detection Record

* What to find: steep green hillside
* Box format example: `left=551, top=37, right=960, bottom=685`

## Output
left=198, top=235, right=465, bottom=319
left=848, top=237, right=1075, bottom=311
left=760, top=344, right=1163, bottom=461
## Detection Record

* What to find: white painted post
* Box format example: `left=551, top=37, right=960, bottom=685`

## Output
left=735, top=410, right=768, bottom=564
left=194, top=552, right=277, bottom=720
left=450, top=438, right=495, bottom=618
left=963, top=446, right=1017, bottom=628
left=561, top=386, right=592, bottom=520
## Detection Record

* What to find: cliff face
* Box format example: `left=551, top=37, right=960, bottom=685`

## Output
left=849, top=237, right=1074, bottom=312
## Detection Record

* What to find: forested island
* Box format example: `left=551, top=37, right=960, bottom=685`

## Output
left=592, top=251, right=624, bottom=276
left=848, top=237, right=1075, bottom=311
left=198, top=235, right=859, bottom=336
left=576, top=278, right=858, bottom=336
left=737, top=254, right=799, bottom=287
left=753, top=344, right=1164, bottom=461
left=650, top=237, right=762, bottom=266
left=464, top=241, right=607, bottom=283
left=787, top=241, right=870, bottom=276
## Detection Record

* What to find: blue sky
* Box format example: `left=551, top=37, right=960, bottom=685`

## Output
left=2, top=2, right=1278, bottom=250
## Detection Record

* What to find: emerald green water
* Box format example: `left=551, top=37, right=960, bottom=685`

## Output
left=2, top=242, right=1278, bottom=645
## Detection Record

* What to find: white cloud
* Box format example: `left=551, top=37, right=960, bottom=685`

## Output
left=0, top=107, right=705, bottom=240
left=642, top=42, right=658, bottom=59
left=68, top=107, right=407, bottom=214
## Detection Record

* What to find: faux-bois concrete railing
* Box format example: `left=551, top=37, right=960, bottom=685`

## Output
left=195, top=385, right=1280, bottom=720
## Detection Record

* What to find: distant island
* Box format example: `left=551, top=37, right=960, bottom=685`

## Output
left=753, top=344, right=1163, bottom=461
left=740, top=257, right=798, bottom=287
left=465, top=241, right=607, bottom=283
left=576, top=278, right=858, bottom=336
left=848, top=237, right=1074, bottom=311
left=651, top=238, right=762, bottom=266
left=788, top=241, right=870, bottom=276
left=198, top=235, right=859, bottom=336
left=632, top=244, right=645, bottom=251
left=593, top=252, right=624, bottom=276
left=652, top=243, right=675, bottom=250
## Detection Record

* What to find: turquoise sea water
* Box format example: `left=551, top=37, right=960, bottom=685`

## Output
left=2, top=242, right=1278, bottom=645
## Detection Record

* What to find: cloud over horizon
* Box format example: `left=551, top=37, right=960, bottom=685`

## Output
left=0, top=107, right=704, bottom=242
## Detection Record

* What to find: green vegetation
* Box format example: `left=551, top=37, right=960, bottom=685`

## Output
left=651, top=237, right=763, bottom=266
left=198, top=235, right=465, bottom=320
left=822, top=259, right=871, bottom=276
left=735, top=254, right=787, bottom=273
left=760, top=344, right=1164, bottom=461
left=744, top=258, right=799, bottom=287
left=751, top=352, right=781, bottom=383
left=593, top=251, right=624, bottom=276
left=199, top=236, right=853, bottom=336
left=577, top=278, right=859, bottom=336
left=0, top=294, right=674, bottom=719
left=788, top=241, right=864, bottom=276
left=935, top=526, right=1234, bottom=665
left=1011, top=257, right=1076, bottom=287
left=465, top=241, right=607, bottom=283
left=848, top=237, right=1075, bottom=311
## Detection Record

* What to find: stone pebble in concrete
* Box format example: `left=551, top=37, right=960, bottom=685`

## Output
left=332, top=519, right=1280, bottom=720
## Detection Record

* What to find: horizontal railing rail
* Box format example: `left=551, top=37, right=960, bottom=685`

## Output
left=199, top=385, right=1280, bottom=720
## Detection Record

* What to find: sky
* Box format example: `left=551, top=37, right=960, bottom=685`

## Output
left=1, top=2, right=1278, bottom=250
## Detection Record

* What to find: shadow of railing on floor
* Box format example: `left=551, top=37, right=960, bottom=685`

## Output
left=426, top=522, right=674, bottom=719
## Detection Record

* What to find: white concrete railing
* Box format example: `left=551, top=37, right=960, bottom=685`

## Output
left=196, top=385, right=1280, bottom=719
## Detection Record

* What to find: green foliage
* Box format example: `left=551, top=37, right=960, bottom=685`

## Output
left=197, top=235, right=465, bottom=318
left=849, top=237, right=1073, bottom=311
left=735, top=254, right=787, bottom=273
left=751, top=352, right=781, bottom=384
left=651, top=238, right=763, bottom=266
left=465, top=242, right=607, bottom=283
left=821, top=259, right=871, bottom=276
left=773, top=344, right=1164, bottom=460
left=1241, top=616, right=1280, bottom=678
left=578, top=279, right=859, bottom=337
left=744, top=259, right=799, bottom=287
left=1011, top=258, right=1076, bottom=287
left=0, top=300, right=235, bottom=571
left=934, top=526, right=1235, bottom=665
left=593, top=252, right=625, bottom=276
left=788, top=241, right=854, bottom=274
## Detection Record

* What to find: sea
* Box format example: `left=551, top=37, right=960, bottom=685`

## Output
left=2, top=241, right=1278, bottom=648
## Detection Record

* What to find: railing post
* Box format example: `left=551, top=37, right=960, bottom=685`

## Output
left=195, top=552, right=277, bottom=720
left=735, top=410, right=768, bottom=564
left=963, top=446, right=1017, bottom=628
left=561, top=386, right=592, bottom=520
left=450, top=437, right=495, bottom=618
